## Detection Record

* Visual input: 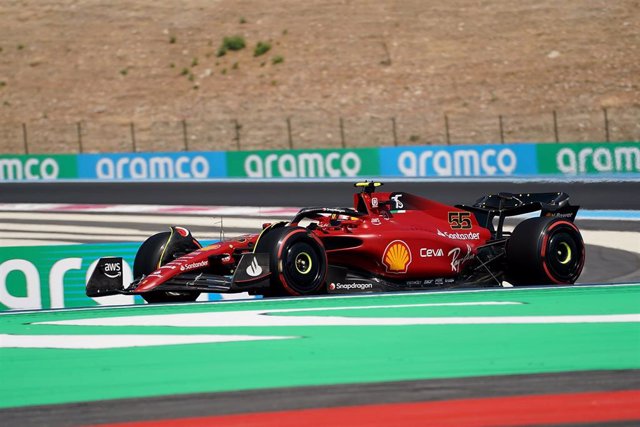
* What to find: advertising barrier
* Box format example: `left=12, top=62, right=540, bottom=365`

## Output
left=1, top=142, right=639, bottom=182
left=537, top=142, right=640, bottom=175
left=0, top=154, right=78, bottom=181
left=78, top=151, right=227, bottom=180
left=0, top=242, right=140, bottom=310
left=380, top=144, right=538, bottom=177
left=0, top=241, right=233, bottom=311
left=226, top=148, right=380, bottom=178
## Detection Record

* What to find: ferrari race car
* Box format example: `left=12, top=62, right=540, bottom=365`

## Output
left=87, top=182, right=585, bottom=303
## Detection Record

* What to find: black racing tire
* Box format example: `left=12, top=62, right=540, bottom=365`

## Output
left=255, top=226, right=327, bottom=296
left=134, top=231, right=200, bottom=303
left=506, top=217, right=585, bottom=285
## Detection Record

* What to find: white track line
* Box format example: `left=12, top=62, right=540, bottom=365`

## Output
left=0, top=334, right=295, bottom=349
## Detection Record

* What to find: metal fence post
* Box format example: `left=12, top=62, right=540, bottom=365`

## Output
left=77, top=122, right=83, bottom=153
left=444, top=114, right=451, bottom=145
left=498, top=115, right=505, bottom=144
left=339, top=117, right=346, bottom=148
left=130, top=122, right=137, bottom=152
left=603, top=107, right=610, bottom=142
left=287, top=117, right=293, bottom=149
left=233, top=119, right=241, bottom=150
left=182, top=119, right=189, bottom=151
left=552, top=110, right=559, bottom=143
left=391, top=117, right=398, bottom=146
left=22, top=123, right=29, bottom=154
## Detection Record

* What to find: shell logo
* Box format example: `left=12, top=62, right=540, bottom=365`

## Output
left=382, top=240, right=412, bottom=273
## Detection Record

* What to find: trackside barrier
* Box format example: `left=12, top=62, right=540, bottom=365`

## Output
left=0, top=243, right=139, bottom=310
left=0, top=142, right=638, bottom=181
left=379, top=144, right=537, bottom=177
left=0, top=241, right=236, bottom=311
left=537, top=142, right=640, bottom=175
left=0, top=154, right=78, bottom=180
left=78, top=151, right=227, bottom=180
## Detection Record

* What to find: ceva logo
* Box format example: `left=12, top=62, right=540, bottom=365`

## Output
left=244, top=152, right=362, bottom=178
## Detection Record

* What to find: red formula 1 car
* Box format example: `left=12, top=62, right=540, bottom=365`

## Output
left=87, top=182, right=586, bottom=303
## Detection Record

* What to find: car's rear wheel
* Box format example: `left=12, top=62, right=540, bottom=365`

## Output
left=506, top=217, right=585, bottom=285
left=134, top=231, right=201, bottom=303
left=255, top=226, right=327, bottom=296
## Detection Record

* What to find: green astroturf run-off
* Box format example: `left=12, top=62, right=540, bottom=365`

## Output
left=0, top=284, right=639, bottom=408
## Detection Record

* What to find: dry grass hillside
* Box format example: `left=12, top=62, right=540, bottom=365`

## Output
left=0, top=0, right=639, bottom=154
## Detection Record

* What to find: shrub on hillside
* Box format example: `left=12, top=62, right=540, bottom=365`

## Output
left=254, top=41, right=271, bottom=57
left=217, top=35, right=246, bottom=57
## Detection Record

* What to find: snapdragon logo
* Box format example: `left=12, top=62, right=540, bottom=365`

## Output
left=397, top=148, right=517, bottom=177
left=556, top=146, right=640, bottom=174
left=0, top=158, right=60, bottom=180
left=244, top=152, right=362, bottom=178
left=95, top=155, right=210, bottom=179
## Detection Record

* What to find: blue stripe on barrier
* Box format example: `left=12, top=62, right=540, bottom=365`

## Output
left=577, top=210, right=640, bottom=221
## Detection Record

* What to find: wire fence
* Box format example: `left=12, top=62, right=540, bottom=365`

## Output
left=1, top=107, right=638, bottom=154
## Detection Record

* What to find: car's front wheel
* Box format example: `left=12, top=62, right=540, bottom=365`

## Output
left=134, top=230, right=201, bottom=303
left=255, top=226, right=327, bottom=296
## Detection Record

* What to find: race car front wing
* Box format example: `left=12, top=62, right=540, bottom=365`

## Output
left=86, top=254, right=272, bottom=297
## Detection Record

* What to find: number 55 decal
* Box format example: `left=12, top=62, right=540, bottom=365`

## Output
left=448, top=211, right=472, bottom=230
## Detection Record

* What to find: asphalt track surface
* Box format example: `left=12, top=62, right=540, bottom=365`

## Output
left=1, top=179, right=639, bottom=209
left=1, top=179, right=639, bottom=426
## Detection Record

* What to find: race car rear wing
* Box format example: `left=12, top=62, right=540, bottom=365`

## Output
left=456, top=192, right=580, bottom=238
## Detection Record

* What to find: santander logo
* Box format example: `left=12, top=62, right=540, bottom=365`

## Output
left=179, top=260, right=208, bottom=271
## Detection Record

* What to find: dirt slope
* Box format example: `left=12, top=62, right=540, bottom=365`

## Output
left=0, top=0, right=638, bottom=153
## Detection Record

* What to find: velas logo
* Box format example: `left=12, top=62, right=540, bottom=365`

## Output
left=243, top=152, right=362, bottom=178
left=382, top=240, right=412, bottom=273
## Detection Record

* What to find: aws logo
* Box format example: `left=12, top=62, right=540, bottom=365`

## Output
left=382, top=240, right=412, bottom=274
